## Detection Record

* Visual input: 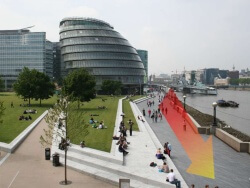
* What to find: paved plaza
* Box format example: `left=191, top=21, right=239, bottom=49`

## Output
left=0, top=119, right=116, bottom=188
left=137, top=95, right=250, bottom=188
left=0, top=95, right=250, bottom=188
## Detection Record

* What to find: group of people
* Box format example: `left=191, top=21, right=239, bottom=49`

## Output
left=89, top=117, right=107, bottom=129
left=147, top=100, right=155, bottom=107
left=119, top=119, right=134, bottom=137
left=23, top=109, right=37, bottom=114
left=148, top=109, right=163, bottom=123
left=19, top=115, right=32, bottom=121
left=164, top=142, right=172, bottom=157
left=154, top=145, right=180, bottom=188
left=114, top=120, right=135, bottom=155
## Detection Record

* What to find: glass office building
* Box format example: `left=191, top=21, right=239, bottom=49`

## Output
left=136, top=50, right=148, bottom=84
left=59, top=17, right=146, bottom=92
left=0, top=29, right=53, bottom=90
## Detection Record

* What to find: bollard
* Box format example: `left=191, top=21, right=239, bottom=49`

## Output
left=45, top=148, right=50, bottom=160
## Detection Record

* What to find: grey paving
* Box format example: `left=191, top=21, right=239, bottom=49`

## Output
left=136, top=97, right=250, bottom=188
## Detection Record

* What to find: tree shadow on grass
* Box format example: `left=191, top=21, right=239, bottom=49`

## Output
left=25, top=103, right=55, bottom=108
left=0, top=93, right=10, bottom=96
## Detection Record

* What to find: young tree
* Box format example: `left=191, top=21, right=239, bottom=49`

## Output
left=62, top=68, right=96, bottom=108
left=101, top=80, right=122, bottom=95
left=34, top=71, right=55, bottom=106
left=0, top=76, right=4, bottom=91
left=0, top=101, right=6, bottom=124
left=13, top=67, right=37, bottom=105
left=40, top=98, right=89, bottom=185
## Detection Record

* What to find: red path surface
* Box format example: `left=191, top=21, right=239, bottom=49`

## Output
left=161, top=89, right=215, bottom=179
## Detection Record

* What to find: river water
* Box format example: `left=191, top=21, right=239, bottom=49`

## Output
left=175, top=89, right=250, bottom=136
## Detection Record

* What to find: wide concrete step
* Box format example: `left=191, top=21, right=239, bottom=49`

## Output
left=68, top=145, right=123, bottom=165
left=65, top=159, right=159, bottom=188
left=55, top=147, right=175, bottom=188
left=60, top=156, right=174, bottom=188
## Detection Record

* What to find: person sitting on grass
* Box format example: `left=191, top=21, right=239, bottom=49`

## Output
left=80, top=141, right=85, bottom=148
left=98, top=121, right=104, bottom=129
left=89, top=117, right=97, bottom=124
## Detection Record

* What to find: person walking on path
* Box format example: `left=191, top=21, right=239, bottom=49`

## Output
left=128, top=119, right=134, bottom=136
left=159, top=113, right=162, bottom=121
left=148, top=109, right=151, bottom=117
left=167, top=142, right=172, bottom=157
left=183, top=120, right=186, bottom=131
left=142, top=108, right=146, bottom=116
left=165, top=107, right=168, bottom=115
left=155, top=113, right=158, bottom=123
left=151, top=113, right=155, bottom=122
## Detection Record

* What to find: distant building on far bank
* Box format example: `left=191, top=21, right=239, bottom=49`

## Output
left=0, top=29, right=53, bottom=90
left=203, top=68, right=219, bottom=85
left=228, top=70, right=239, bottom=79
left=214, top=77, right=230, bottom=86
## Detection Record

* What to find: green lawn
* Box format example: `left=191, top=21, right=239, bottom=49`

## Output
left=0, top=93, right=142, bottom=153
left=0, top=92, right=57, bottom=143
left=68, top=96, right=121, bottom=152
left=122, top=95, right=145, bottom=131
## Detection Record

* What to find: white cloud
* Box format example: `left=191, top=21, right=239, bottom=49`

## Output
left=65, top=6, right=99, bottom=18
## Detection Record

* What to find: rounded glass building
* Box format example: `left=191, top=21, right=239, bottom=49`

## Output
left=59, top=17, right=145, bottom=93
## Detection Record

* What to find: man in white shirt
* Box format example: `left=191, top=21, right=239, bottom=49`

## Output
left=98, top=122, right=103, bottom=129
left=166, top=169, right=181, bottom=188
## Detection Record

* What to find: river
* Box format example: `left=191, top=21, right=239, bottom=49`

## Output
left=175, top=89, right=250, bottom=136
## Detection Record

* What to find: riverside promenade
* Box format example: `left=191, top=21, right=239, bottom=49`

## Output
left=136, top=93, right=250, bottom=188
left=0, top=119, right=116, bottom=188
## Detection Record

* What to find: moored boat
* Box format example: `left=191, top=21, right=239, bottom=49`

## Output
left=217, top=100, right=230, bottom=107
left=227, top=101, right=239, bottom=107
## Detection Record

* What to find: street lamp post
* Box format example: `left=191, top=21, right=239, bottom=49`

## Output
left=212, top=102, right=217, bottom=126
left=183, top=95, right=186, bottom=110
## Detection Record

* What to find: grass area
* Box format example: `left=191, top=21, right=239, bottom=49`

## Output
left=68, top=96, right=121, bottom=152
left=122, top=95, right=145, bottom=131
left=0, top=92, right=57, bottom=143
left=0, top=93, right=144, bottom=152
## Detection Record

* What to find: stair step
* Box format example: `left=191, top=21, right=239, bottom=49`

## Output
left=54, top=147, right=175, bottom=188
left=60, top=157, right=175, bottom=188
left=68, top=145, right=123, bottom=165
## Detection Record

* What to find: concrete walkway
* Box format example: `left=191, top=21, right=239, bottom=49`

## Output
left=0, top=119, right=117, bottom=188
left=136, top=94, right=250, bottom=188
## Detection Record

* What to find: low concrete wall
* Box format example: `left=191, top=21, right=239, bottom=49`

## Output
left=216, top=128, right=250, bottom=153
left=0, top=110, right=48, bottom=153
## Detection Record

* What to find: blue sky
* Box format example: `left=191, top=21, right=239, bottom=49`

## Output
left=0, top=0, right=249, bottom=75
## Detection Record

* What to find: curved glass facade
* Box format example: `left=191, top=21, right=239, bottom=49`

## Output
left=60, top=17, right=145, bottom=91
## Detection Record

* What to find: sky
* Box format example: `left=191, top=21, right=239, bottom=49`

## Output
left=0, top=0, right=250, bottom=75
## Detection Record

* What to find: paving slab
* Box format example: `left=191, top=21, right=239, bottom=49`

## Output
left=136, top=92, right=250, bottom=188
left=0, top=119, right=117, bottom=188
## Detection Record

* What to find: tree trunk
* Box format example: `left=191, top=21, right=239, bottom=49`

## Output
left=65, top=147, right=67, bottom=184
left=40, top=98, right=42, bottom=106
left=29, top=97, right=30, bottom=106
